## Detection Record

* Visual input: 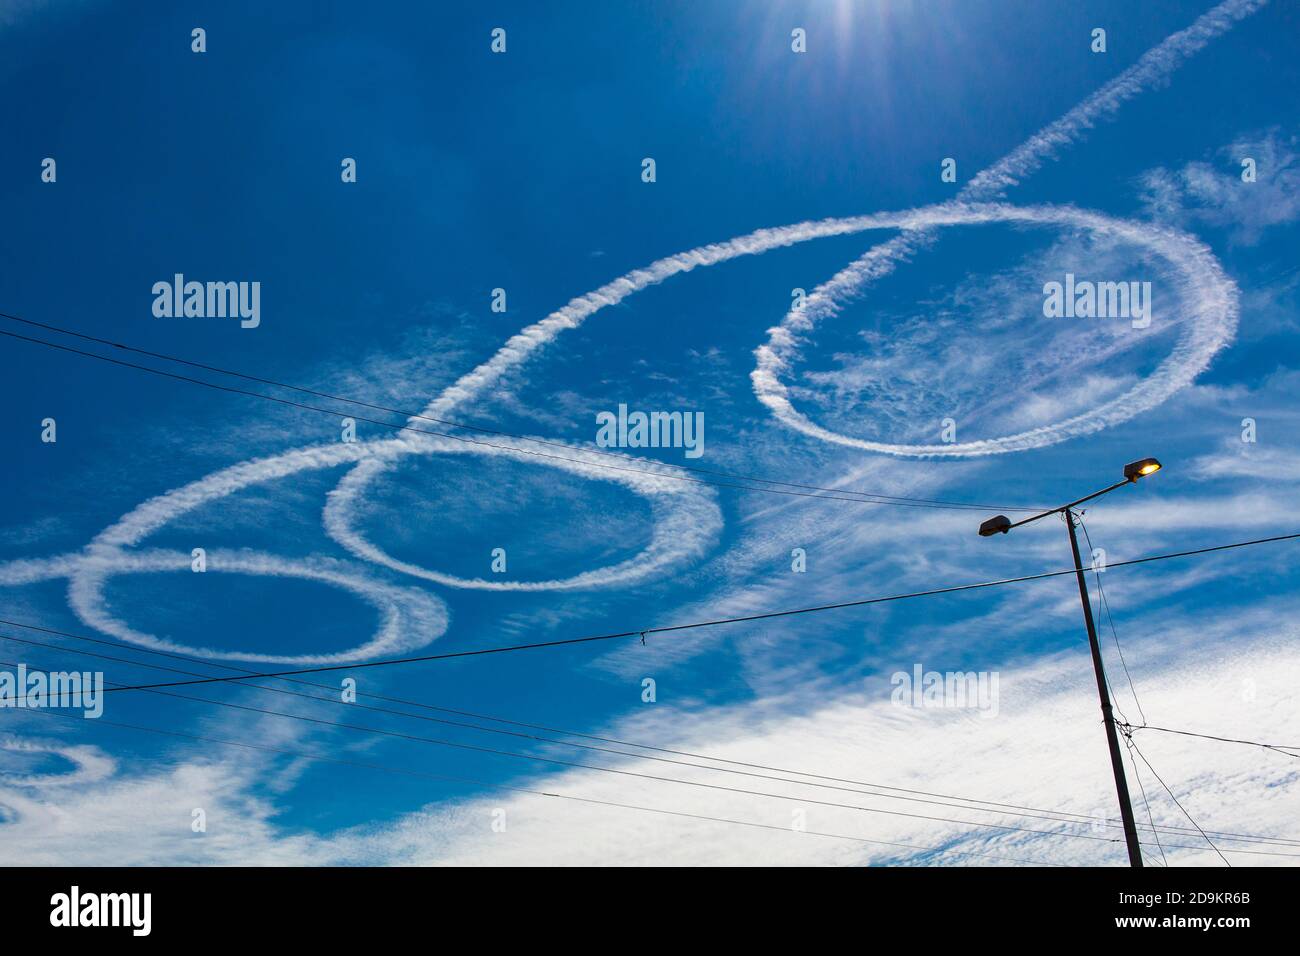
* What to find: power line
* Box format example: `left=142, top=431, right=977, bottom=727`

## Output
left=0, top=653, right=1145, bottom=850
left=1123, top=721, right=1300, bottom=760
left=7, top=532, right=1296, bottom=857
left=1076, top=518, right=1294, bottom=866
left=1075, top=517, right=1166, bottom=864
left=85, top=530, right=1300, bottom=695
left=12, top=626, right=1294, bottom=849
left=1123, top=731, right=1233, bottom=867
left=1124, top=735, right=1169, bottom=867
left=0, top=314, right=1040, bottom=513
left=1080, top=516, right=1148, bottom=725
left=10, top=619, right=1298, bottom=847
left=10, top=704, right=1063, bottom=867
left=8, top=630, right=1129, bottom=828
left=17, top=653, right=1300, bottom=861
left=10, top=653, right=1298, bottom=861
left=12, top=621, right=1300, bottom=858
left=3, top=630, right=1124, bottom=828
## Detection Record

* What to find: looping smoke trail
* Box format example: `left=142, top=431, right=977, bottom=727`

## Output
left=0, top=0, right=1261, bottom=663
left=752, top=0, right=1264, bottom=455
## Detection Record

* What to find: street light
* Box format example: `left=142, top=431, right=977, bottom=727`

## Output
left=1124, top=458, right=1162, bottom=482
left=978, top=457, right=1163, bottom=867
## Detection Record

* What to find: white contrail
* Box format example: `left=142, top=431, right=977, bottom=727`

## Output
left=65, top=547, right=451, bottom=665
left=968, top=0, right=1270, bottom=198
left=0, top=338, right=723, bottom=659
left=0, top=0, right=1260, bottom=663
left=321, top=435, right=723, bottom=591
left=752, top=0, right=1266, bottom=455
left=322, top=0, right=1263, bottom=569
left=0, top=438, right=452, bottom=664
left=322, top=198, right=1237, bottom=583
left=752, top=202, right=1238, bottom=456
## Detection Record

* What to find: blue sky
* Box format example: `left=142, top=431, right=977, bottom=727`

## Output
left=1, top=0, right=1298, bottom=865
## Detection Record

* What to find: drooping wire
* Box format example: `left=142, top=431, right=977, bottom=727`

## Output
left=7, top=616, right=1299, bottom=848
left=1123, top=731, right=1232, bottom=867
left=1079, top=515, right=1148, bottom=726
left=8, top=702, right=1062, bottom=867
left=9, top=653, right=1300, bottom=859
left=1122, top=722, right=1300, bottom=760
left=0, top=630, right=1153, bottom=831
left=1123, top=734, right=1169, bottom=867
left=0, top=653, right=1150, bottom=850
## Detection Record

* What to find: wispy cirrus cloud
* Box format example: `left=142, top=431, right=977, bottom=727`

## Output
left=1139, top=128, right=1300, bottom=246
left=3, top=600, right=1295, bottom=866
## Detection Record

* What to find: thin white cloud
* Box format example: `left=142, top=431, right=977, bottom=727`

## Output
left=3, top=604, right=1295, bottom=866
left=1139, top=128, right=1300, bottom=246
left=0, top=738, right=113, bottom=789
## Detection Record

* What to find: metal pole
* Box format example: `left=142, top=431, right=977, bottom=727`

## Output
left=1064, top=507, right=1143, bottom=867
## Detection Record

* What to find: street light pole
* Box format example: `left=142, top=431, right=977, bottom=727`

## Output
left=979, top=457, right=1162, bottom=868
left=1063, top=505, right=1143, bottom=867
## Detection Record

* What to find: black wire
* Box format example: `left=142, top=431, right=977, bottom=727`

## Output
left=1073, top=515, right=1161, bottom=864
left=10, top=705, right=1061, bottom=867
left=0, top=654, right=1147, bottom=849
left=1123, top=734, right=1169, bottom=867
left=0, top=316, right=1041, bottom=513
left=14, top=627, right=1296, bottom=848
left=85, top=530, right=1300, bottom=695
left=1079, top=517, right=1147, bottom=725
left=12, top=653, right=1300, bottom=860
left=1123, top=731, right=1232, bottom=867
left=9, top=617, right=1297, bottom=847
left=7, top=530, right=1296, bottom=856
left=3, top=631, right=1130, bottom=828
left=1124, top=722, right=1300, bottom=760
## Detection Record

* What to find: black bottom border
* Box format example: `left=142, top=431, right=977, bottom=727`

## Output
left=0, top=865, right=1286, bottom=940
